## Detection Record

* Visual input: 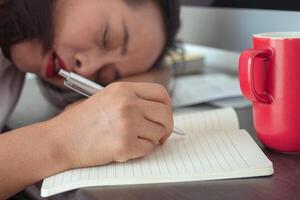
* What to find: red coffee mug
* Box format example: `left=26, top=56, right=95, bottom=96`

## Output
left=239, top=32, right=300, bottom=153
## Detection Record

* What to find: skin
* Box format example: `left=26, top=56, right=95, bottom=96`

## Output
left=11, top=0, right=166, bottom=86
left=0, top=0, right=174, bottom=199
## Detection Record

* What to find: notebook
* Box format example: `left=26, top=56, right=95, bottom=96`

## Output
left=41, top=108, right=273, bottom=197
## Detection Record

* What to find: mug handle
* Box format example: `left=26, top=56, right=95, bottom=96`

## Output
left=239, top=49, right=273, bottom=103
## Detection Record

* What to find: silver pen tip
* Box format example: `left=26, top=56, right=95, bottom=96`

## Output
left=58, top=69, right=70, bottom=79
left=174, top=127, right=186, bottom=135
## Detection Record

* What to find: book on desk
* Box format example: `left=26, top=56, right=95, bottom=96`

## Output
left=163, top=43, right=205, bottom=76
left=41, top=108, right=273, bottom=197
left=163, top=43, right=251, bottom=109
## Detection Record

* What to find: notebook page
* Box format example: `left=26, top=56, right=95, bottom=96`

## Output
left=174, top=108, right=239, bottom=133
left=41, top=108, right=272, bottom=197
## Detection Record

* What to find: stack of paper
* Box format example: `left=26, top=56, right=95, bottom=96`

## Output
left=171, top=74, right=251, bottom=108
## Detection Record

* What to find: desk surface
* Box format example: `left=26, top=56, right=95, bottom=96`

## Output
left=44, top=107, right=299, bottom=200
left=10, top=46, right=300, bottom=200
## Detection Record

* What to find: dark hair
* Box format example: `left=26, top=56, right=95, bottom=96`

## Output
left=152, top=0, right=181, bottom=67
left=0, top=0, right=180, bottom=66
left=0, top=0, right=54, bottom=59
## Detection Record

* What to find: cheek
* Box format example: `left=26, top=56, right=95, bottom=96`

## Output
left=119, top=57, right=154, bottom=78
left=14, top=57, right=45, bottom=76
left=10, top=43, right=46, bottom=75
left=55, top=29, right=92, bottom=51
left=54, top=7, right=102, bottom=51
left=122, top=36, right=164, bottom=76
left=129, top=48, right=162, bottom=74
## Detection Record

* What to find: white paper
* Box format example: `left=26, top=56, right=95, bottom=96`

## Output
left=209, top=97, right=252, bottom=108
left=172, top=74, right=243, bottom=107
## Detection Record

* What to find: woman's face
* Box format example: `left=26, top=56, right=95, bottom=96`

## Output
left=10, top=0, right=165, bottom=86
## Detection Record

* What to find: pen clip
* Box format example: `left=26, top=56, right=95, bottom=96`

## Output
left=64, top=81, right=92, bottom=97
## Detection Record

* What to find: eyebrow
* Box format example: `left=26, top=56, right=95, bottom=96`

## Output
left=121, top=21, right=129, bottom=56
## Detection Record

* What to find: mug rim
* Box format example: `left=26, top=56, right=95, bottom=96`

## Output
left=254, top=32, right=300, bottom=39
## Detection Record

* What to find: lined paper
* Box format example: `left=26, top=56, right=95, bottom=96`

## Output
left=41, top=108, right=273, bottom=197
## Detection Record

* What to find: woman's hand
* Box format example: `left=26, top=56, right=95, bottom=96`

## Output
left=49, top=82, right=174, bottom=169
left=64, top=99, right=85, bottom=111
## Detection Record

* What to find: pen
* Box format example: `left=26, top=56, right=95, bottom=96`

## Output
left=59, top=69, right=185, bottom=136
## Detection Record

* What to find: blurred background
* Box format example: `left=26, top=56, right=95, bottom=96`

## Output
left=179, top=0, right=300, bottom=51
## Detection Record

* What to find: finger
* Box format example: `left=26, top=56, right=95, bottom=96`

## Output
left=160, top=132, right=173, bottom=145
left=128, top=82, right=171, bottom=105
left=139, top=99, right=174, bottom=137
left=137, top=120, right=166, bottom=145
left=130, top=139, right=155, bottom=159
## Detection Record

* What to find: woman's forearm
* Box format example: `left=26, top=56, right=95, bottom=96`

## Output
left=0, top=121, right=67, bottom=200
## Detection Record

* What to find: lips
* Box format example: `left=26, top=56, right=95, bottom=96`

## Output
left=46, top=53, right=67, bottom=78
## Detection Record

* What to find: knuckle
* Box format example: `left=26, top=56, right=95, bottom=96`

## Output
left=155, top=84, right=170, bottom=102
left=165, top=104, right=173, bottom=115
left=155, top=83, right=166, bottom=93
left=162, top=106, right=173, bottom=133
left=108, top=82, right=128, bottom=92
left=158, top=125, right=166, bottom=135
left=166, top=116, right=174, bottom=135
left=117, top=96, right=137, bottom=113
left=158, top=125, right=166, bottom=138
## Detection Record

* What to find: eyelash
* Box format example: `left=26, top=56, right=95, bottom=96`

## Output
left=102, top=26, right=109, bottom=49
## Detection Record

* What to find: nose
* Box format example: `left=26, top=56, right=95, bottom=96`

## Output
left=72, top=50, right=106, bottom=78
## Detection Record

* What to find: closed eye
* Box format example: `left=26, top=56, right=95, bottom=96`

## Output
left=102, top=23, right=109, bottom=49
